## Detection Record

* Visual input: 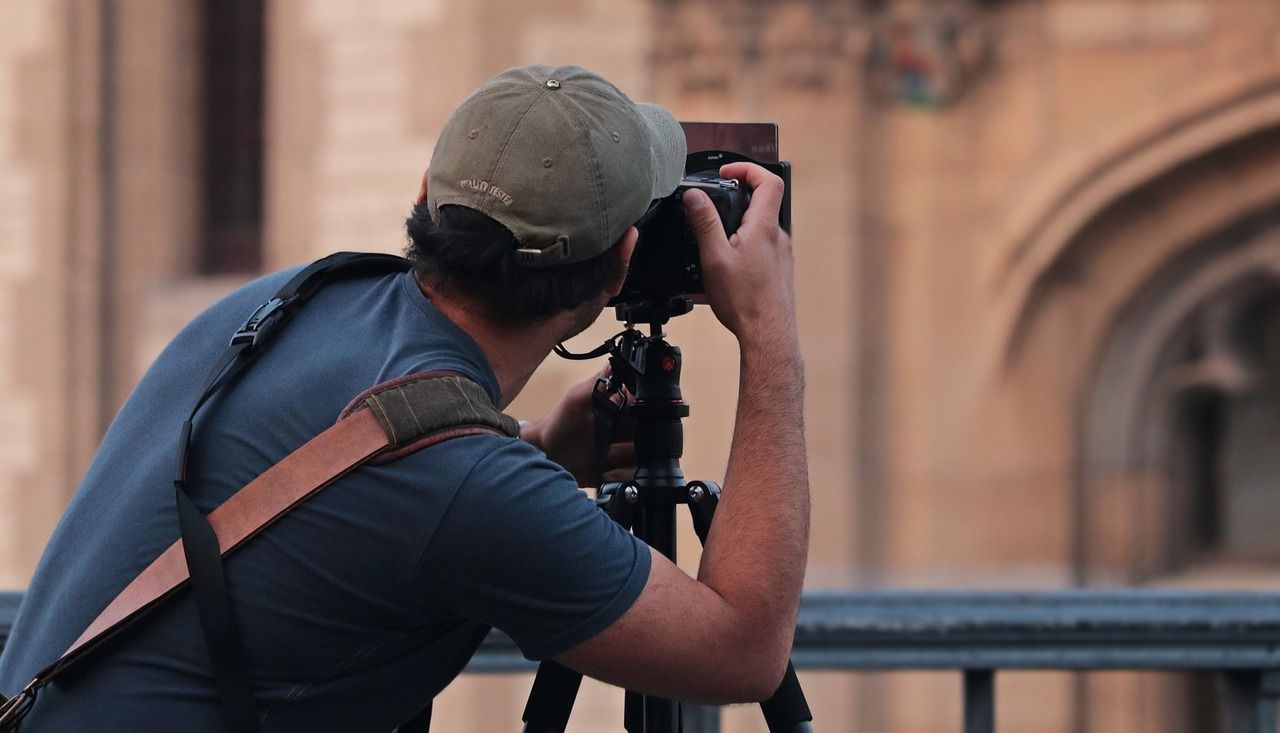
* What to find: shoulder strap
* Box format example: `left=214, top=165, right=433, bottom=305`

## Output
left=172, top=251, right=409, bottom=733
left=0, top=371, right=517, bottom=730
left=1, top=253, right=517, bottom=732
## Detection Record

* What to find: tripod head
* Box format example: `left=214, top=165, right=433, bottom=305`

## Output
left=611, top=295, right=695, bottom=327
left=599, top=306, right=690, bottom=485
left=555, top=292, right=697, bottom=406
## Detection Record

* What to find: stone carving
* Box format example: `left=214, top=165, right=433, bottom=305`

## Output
left=650, top=2, right=738, bottom=93
left=651, top=1, right=866, bottom=94
left=651, top=1, right=991, bottom=103
left=865, top=2, right=993, bottom=107
left=758, top=4, right=861, bottom=91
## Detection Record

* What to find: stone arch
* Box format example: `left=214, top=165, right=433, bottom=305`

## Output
left=995, top=70, right=1280, bottom=367
left=1078, top=213, right=1280, bottom=578
left=985, top=69, right=1280, bottom=581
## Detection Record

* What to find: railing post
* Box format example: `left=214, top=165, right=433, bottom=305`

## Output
left=964, top=669, right=995, bottom=733
left=1220, top=670, right=1280, bottom=733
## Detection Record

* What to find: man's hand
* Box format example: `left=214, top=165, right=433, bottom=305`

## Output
left=520, top=368, right=635, bottom=487
left=557, top=162, right=808, bottom=703
left=683, top=162, right=797, bottom=351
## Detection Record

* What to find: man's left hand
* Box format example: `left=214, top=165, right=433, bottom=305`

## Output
left=520, top=367, right=635, bottom=487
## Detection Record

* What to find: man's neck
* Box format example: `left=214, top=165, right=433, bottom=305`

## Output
left=415, top=279, right=562, bottom=409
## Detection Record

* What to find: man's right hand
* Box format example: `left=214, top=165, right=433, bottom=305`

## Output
left=683, top=162, right=797, bottom=350
left=556, top=161, right=809, bottom=705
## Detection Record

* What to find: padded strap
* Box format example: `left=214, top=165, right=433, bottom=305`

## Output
left=340, top=371, right=519, bottom=464
left=16, top=372, right=518, bottom=711
left=48, top=407, right=391, bottom=679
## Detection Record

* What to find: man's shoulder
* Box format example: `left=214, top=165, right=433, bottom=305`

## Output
left=381, top=431, right=580, bottom=523
left=397, top=430, right=553, bottom=484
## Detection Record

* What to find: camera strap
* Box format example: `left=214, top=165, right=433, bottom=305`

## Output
left=590, top=354, right=632, bottom=479
left=554, top=333, right=633, bottom=481
left=0, top=252, right=520, bottom=733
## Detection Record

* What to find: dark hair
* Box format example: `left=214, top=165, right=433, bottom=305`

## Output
left=404, top=203, right=622, bottom=322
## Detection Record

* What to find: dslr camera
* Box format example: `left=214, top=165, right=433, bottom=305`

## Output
left=611, top=147, right=792, bottom=316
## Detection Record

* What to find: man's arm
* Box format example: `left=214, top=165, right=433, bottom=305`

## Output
left=557, top=162, right=809, bottom=703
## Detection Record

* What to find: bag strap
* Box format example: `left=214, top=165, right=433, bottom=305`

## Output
left=0, top=372, right=517, bottom=730
left=173, top=251, right=409, bottom=733
left=1, top=253, right=519, bottom=732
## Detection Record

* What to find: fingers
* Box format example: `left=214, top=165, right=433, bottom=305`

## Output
left=595, top=442, right=637, bottom=484
left=602, top=467, right=636, bottom=484
left=683, top=188, right=733, bottom=263
left=606, top=442, right=635, bottom=470
left=718, top=162, right=784, bottom=228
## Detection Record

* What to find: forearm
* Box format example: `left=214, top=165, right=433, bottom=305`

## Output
left=696, top=331, right=809, bottom=668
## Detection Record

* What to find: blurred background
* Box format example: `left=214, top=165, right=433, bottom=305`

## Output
left=2, top=0, right=1280, bottom=730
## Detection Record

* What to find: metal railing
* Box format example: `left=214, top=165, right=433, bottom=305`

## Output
left=4, top=590, right=1280, bottom=732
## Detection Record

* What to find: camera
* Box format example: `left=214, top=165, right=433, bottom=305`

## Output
left=610, top=149, right=792, bottom=312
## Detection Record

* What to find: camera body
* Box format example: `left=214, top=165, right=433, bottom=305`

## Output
left=610, top=150, right=791, bottom=311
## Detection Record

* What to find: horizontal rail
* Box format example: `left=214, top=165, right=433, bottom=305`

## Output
left=468, top=590, right=1280, bottom=673
left=6, top=589, right=1280, bottom=732
left=6, top=589, right=1280, bottom=673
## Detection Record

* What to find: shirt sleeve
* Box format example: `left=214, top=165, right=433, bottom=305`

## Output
left=412, top=437, right=652, bottom=661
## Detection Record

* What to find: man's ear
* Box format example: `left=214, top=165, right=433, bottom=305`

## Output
left=415, top=169, right=430, bottom=205
left=605, top=227, right=638, bottom=298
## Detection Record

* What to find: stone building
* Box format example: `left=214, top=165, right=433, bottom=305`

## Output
left=2, top=0, right=1279, bottom=730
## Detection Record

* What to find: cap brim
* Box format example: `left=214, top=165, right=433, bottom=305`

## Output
left=636, top=103, right=687, bottom=200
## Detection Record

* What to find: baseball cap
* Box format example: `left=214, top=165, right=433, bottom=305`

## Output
left=426, top=64, right=687, bottom=268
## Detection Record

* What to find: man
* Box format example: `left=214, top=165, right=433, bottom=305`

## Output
left=0, top=64, right=808, bottom=730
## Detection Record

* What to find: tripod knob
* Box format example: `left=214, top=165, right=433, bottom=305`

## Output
left=686, top=481, right=721, bottom=504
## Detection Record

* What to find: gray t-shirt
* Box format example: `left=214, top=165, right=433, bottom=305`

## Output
left=0, top=266, right=650, bottom=731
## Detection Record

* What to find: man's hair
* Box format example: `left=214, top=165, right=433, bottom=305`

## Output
left=404, top=203, right=623, bottom=322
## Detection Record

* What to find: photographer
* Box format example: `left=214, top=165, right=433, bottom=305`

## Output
left=0, top=64, right=808, bottom=731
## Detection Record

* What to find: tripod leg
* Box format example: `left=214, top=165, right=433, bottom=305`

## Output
left=685, top=483, right=814, bottom=733
left=624, top=681, right=685, bottom=732
left=761, top=663, right=813, bottom=733
left=625, top=690, right=643, bottom=732
left=522, top=660, right=583, bottom=733
left=520, top=483, right=642, bottom=733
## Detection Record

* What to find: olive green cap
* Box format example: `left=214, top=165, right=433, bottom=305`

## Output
left=427, top=64, right=687, bottom=267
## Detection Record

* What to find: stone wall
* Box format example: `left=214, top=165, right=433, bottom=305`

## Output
left=0, top=1, right=69, bottom=587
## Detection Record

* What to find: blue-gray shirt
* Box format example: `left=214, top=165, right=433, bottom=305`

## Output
left=0, top=267, right=650, bottom=731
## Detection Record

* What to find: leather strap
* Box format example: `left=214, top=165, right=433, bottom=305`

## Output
left=1, top=253, right=513, bottom=733
left=7, top=372, right=517, bottom=723
left=59, top=408, right=388, bottom=669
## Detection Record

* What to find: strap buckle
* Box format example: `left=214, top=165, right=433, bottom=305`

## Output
left=0, top=681, right=38, bottom=731
left=230, top=297, right=289, bottom=348
left=592, top=374, right=627, bottom=420
left=590, top=371, right=629, bottom=480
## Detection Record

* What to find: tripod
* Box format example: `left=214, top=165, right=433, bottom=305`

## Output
left=524, top=299, right=814, bottom=733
